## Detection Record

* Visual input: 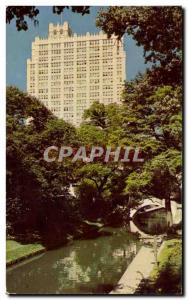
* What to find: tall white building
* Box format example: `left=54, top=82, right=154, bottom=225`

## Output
left=27, top=22, right=126, bottom=126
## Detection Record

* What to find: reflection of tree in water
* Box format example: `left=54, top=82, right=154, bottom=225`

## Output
left=54, top=229, right=141, bottom=293
left=135, top=209, right=168, bottom=235
left=7, top=228, right=141, bottom=294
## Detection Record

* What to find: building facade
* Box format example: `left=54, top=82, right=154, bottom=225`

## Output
left=27, top=22, right=126, bottom=126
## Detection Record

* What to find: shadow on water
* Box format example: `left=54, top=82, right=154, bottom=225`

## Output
left=133, top=208, right=168, bottom=235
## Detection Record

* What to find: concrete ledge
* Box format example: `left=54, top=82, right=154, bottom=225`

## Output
left=110, top=243, right=164, bottom=295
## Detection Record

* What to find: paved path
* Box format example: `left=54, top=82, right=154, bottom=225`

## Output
left=110, top=245, right=159, bottom=294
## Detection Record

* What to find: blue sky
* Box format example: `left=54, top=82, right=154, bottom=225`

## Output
left=6, top=6, right=150, bottom=91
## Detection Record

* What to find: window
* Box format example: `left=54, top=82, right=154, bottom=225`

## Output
left=64, top=86, right=74, bottom=92
left=90, top=40, right=99, bottom=45
left=51, top=56, right=61, bottom=62
left=77, top=47, right=86, bottom=53
left=64, top=106, right=74, bottom=112
left=103, top=45, right=113, bottom=51
left=103, top=51, right=113, bottom=58
left=51, top=62, right=61, bottom=68
left=51, top=88, right=61, bottom=93
left=64, top=49, right=74, bottom=54
left=64, top=100, right=74, bottom=105
left=103, top=72, right=113, bottom=77
left=90, top=85, right=99, bottom=91
left=77, top=41, right=86, bottom=47
left=89, top=53, right=100, bottom=59
left=64, top=93, right=74, bottom=99
left=77, top=73, right=86, bottom=78
left=77, top=99, right=87, bottom=105
left=39, top=63, right=48, bottom=69
left=77, top=60, right=86, bottom=66
left=51, top=100, right=61, bottom=106
left=51, top=94, right=60, bottom=99
left=64, top=55, right=74, bottom=61
left=89, top=46, right=100, bottom=52
left=51, top=75, right=61, bottom=80
left=64, top=61, right=74, bottom=67
left=51, top=43, right=61, bottom=49
left=64, top=74, right=74, bottom=79
left=64, top=80, right=74, bottom=85
left=77, top=67, right=86, bottom=72
left=90, top=92, right=99, bottom=97
left=64, top=42, right=74, bottom=48
left=39, top=88, right=48, bottom=94
left=77, top=86, right=86, bottom=91
left=103, top=85, right=113, bottom=90
left=76, top=93, right=86, bottom=98
left=51, top=81, right=61, bottom=87
left=38, top=69, right=48, bottom=75
left=77, top=79, right=86, bottom=85
left=39, top=50, right=48, bottom=56
left=103, top=65, right=113, bottom=71
left=90, top=66, right=99, bottom=71
left=77, top=54, right=87, bottom=60
left=39, top=56, right=48, bottom=62
left=103, top=39, right=113, bottom=45
left=90, top=79, right=99, bottom=84
left=51, top=69, right=61, bottom=74
left=90, top=72, right=99, bottom=78
left=52, top=50, right=61, bottom=55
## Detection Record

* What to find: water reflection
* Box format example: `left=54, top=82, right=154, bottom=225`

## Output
left=133, top=208, right=168, bottom=235
left=7, top=228, right=141, bottom=294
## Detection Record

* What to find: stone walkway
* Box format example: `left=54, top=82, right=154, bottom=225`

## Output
left=110, top=244, right=162, bottom=294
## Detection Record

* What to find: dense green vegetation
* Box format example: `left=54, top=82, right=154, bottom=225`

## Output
left=6, top=79, right=182, bottom=247
left=7, top=7, right=182, bottom=287
left=136, top=239, right=182, bottom=295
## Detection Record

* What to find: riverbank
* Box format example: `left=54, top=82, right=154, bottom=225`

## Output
left=136, top=238, right=182, bottom=295
left=110, top=236, right=182, bottom=295
left=110, top=242, right=160, bottom=294
left=6, top=240, right=45, bottom=267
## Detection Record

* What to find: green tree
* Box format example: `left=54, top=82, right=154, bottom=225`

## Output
left=97, top=6, right=183, bottom=85
left=121, top=80, right=182, bottom=226
left=76, top=102, right=143, bottom=222
left=7, top=87, right=80, bottom=247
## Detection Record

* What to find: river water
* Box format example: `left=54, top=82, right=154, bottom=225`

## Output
left=7, top=227, right=142, bottom=294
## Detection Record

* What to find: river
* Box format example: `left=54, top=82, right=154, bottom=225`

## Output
left=7, top=227, right=142, bottom=294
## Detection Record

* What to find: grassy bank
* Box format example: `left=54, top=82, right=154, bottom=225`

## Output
left=136, top=238, right=182, bottom=295
left=6, top=240, right=45, bottom=266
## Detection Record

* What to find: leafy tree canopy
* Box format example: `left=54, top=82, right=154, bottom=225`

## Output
left=97, top=6, right=183, bottom=85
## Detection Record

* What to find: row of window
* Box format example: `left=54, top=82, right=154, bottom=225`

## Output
left=39, top=39, right=114, bottom=48
left=37, top=57, right=122, bottom=68
left=38, top=48, right=122, bottom=58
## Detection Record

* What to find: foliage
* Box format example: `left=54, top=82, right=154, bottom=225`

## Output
left=126, top=149, right=181, bottom=199
left=6, top=87, right=80, bottom=247
left=137, top=239, right=182, bottom=295
left=6, top=6, right=182, bottom=248
left=97, top=6, right=182, bottom=85
left=83, top=101, right=108, bottom=129
left=123, top=79, right=182, bottom=214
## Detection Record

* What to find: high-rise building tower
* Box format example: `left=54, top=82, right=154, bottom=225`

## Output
left=27, top=22, right=126, bottom=126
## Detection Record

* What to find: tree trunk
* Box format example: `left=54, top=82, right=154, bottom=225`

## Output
left=165, top=198, right=173, bottom=227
